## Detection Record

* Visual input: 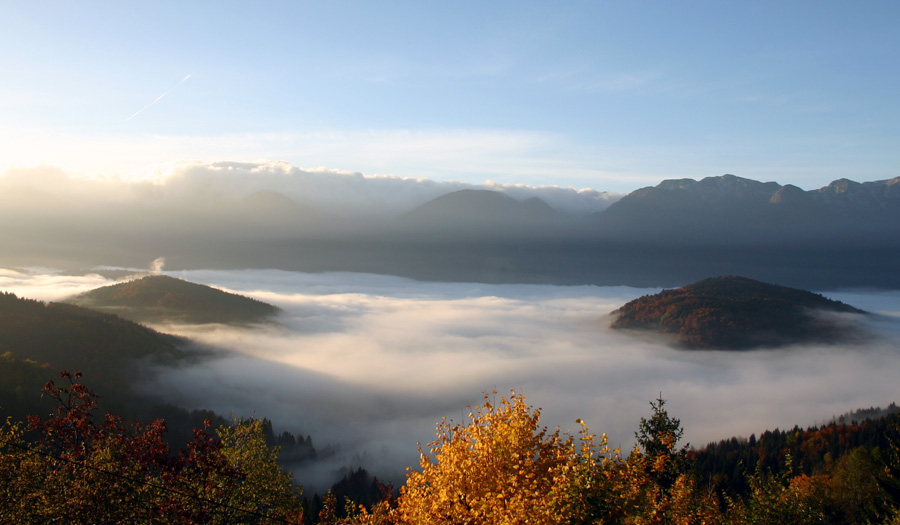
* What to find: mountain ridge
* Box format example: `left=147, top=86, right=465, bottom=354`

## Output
left=593, top=174, right=900, bottom=245
left=3, top=173, right=900, bottom=290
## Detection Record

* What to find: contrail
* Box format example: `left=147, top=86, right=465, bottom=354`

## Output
left=125, top=73, right=192, bottom=122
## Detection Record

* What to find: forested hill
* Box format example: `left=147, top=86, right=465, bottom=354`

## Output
left=0, top=291, right=185, bottom=370
left=0, top=291, right=188, bottom=420
left=0, top=291, right=323, bottom=460
left=692, top=408, right=900, bottom=501
left=610, top=276, right=867, bottom=349
left=67, top=274, right=280, bottom=325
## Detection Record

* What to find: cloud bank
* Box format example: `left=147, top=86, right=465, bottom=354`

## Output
left=6, top=268, right=898, bottom=490
left=0, top=161, right=620, bottom=216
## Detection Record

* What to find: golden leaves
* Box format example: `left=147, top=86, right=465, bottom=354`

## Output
left=394, top=391, right=615, bottom=525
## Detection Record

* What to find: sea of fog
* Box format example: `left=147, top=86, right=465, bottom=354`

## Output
left=3, top=267, right=900, bottom=490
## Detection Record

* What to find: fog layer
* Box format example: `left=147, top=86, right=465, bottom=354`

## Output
left=5, top=268, right=899, bottom=488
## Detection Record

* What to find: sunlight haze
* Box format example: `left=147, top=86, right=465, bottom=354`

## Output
left=3, top=2, right=900, bottom=512
left=2, top=1, right=898, bottom=192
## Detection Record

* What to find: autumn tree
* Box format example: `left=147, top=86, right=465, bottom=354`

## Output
left=0, top=371, right=303, bottom=523
left=601, top=396, right=721, bottom=525
left=726, top=455, right=827, bottom=525
left=388, top=392, right=725, bottom=525
left=395, top=391, right=608, bottom=525
left=634, top=396, right=689, bottom=490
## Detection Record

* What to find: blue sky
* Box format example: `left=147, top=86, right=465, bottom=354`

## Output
left=1, top=1, right=898, bottom=193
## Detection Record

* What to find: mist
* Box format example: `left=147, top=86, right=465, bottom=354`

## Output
left=0, top=162, right=617, bottom=217
left=5, top=267, right=899, bottom=491
left=4, top=165, right=899, bottom=291
left=0, top=163, right=626, bottom=278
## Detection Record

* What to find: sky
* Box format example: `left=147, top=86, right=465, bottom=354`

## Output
left=3, top=267, right=900, bottom=489
left=2, top=1, right=899, bottom=194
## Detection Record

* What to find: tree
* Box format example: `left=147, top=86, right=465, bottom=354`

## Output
left=395, top=391, right=608, bottom=525
left=726, top=455, right=826, bottom=525
left=607, top=396, right=721, bottom=525
left=634, top=395, right=689, bottom=491
left=213, top=417, right=304, bottom=522
left=0, top=371, right=303, bottom=523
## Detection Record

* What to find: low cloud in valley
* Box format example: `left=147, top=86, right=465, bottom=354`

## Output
left=4, top=268, right=899, bottom=489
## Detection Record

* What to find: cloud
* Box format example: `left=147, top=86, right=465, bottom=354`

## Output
left=7, top=267, right=900, bottom=490
left=1, top=161, right=620, bottom=216
left=0, top=268, right=114, bottom=302
left=149, top=257, right=166, bottom=273
left=148, top=160, right=622, bottom=215
left=0, top=125, right=644, bottom=193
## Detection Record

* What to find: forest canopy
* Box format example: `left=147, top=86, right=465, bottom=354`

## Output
left=2, top=374, right=900, bottom=524
left=610, top=276, right=868, bottom=349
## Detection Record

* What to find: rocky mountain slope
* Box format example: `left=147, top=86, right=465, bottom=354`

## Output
left=595, top=174, right=900, bottom=243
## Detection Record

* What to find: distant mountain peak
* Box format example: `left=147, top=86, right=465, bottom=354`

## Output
left=397, top=189, right=563, bottom=237
left=421, top=189, right=519, bottom=209
left=825, top=178, right=861, bottom=194
left=633, top=174, right=782, bottom=203
left=595, top=173, right=900, bottom=245
left=656, top=178, right=698, bottom=191
left=697, top=174, right=781, bottom=197
left=768, top=184, right=808, bottom=204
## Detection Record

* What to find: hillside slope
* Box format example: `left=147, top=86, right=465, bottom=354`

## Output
left=67, top=274, right=280, bottom=325
left=610, top=276, right=867, bottom=349
left=0, top=291, right=188, bottom=411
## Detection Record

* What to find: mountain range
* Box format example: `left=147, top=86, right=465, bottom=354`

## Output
left=389, top=173, right=900, bottom=244
left=593, top=174, right=900, bottom=243
left=2, top=173, right=899, bottom=289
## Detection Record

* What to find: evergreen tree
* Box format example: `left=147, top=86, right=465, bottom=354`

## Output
left=634, top=395, right=689, bottom=490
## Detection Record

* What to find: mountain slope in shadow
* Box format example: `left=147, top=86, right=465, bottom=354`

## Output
left=67, top=274, right=280, bottom=325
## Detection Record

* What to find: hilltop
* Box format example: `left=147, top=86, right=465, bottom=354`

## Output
left=67, top=274, right=280, bottom=325
left=394, top=189, right=565, bottom=239
left=610, top=276, right=867, bottom=349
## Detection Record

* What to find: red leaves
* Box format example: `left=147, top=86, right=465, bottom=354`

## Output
left=19, top=370, right=299, bottom=522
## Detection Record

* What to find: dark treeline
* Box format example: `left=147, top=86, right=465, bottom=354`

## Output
left=692, top=410, right=900, bottom=497
left=0, top=291, right=329, bottom=464
left=302, top=468, right=389, bottom=525
left=833, top=403, right=900, bottom=426
left=4, top=287, right=900, bottom=522
left=3, top=371, right=900, bottom=523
